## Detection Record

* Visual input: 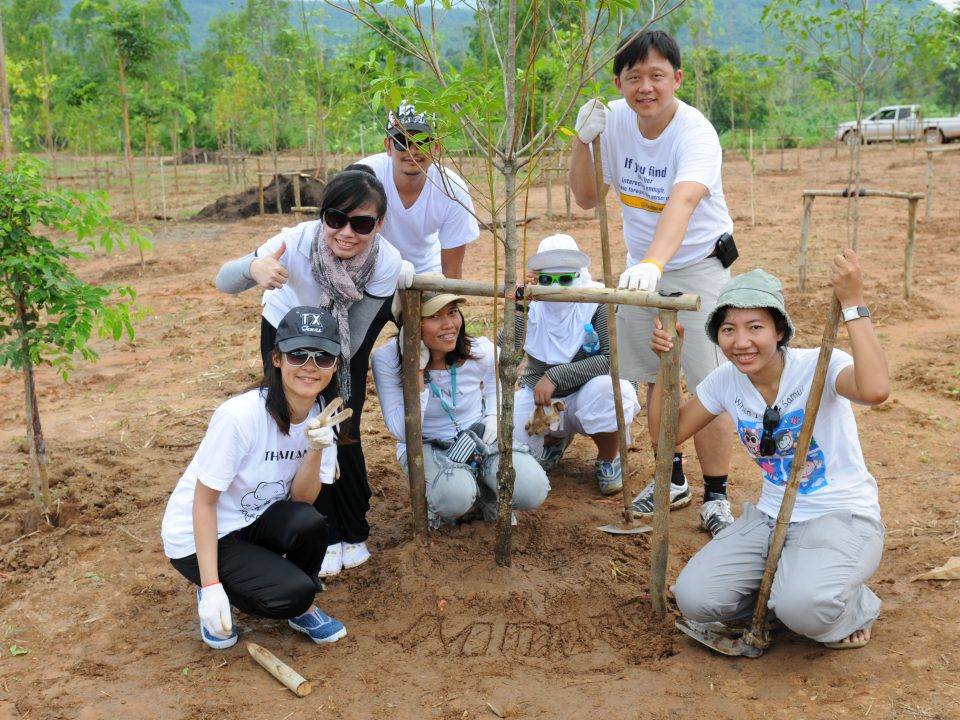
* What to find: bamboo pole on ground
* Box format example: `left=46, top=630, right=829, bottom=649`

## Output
left=246, top=642, right=311, bottom=697
left=591, top=137, right=633, bottom=526
left=401, top=289, right=428, bottom=535
left=650, top=308, right=681, bottom=616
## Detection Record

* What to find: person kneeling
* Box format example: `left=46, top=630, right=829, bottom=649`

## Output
left=161, top=306, right=350, bottom=649
left=372, top=290, right=550, bottom=527
left=510, top=234, right=640, bottom=496
left=651, top=252, right=888, bottom=650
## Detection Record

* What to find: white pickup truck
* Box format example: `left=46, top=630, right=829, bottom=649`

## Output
left=835, top=105, right=960, bottom=145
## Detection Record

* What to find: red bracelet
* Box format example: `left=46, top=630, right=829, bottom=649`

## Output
left=201, top=581, right=221, bottom=589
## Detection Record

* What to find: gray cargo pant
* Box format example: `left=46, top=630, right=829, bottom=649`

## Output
left=673, top=502, right=884, bottom=644
left=400, top=429, right=550, bottom=525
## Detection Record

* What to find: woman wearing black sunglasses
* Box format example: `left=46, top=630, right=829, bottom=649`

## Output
left=161, top=306, right=351, bottom=650
left=216, top=169, right=414, bottom=579
left=650, top=250, right=890, bottom=651
left=508, top=234, right=640, bottom=497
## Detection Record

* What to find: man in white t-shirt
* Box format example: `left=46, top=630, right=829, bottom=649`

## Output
left=358, top=102, right=479, bottom=278
left=568, top=29, right=735, bottom=535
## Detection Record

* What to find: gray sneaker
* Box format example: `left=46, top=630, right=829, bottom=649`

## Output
left=631, top=476, right=691, bottom=517
left=699, top=493, right=734, bottom=536
left=594, top=456, right=623, bottom=496
left=537, top=435, right=571, bottom=471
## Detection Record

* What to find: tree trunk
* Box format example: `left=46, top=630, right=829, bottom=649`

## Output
left=23, top=360, right=50, bottom=512
left=494, top=0, right=520, bottom=567
left=113, top=2, right=142, bottom=273
left=0, top=8, right=13, bottom=160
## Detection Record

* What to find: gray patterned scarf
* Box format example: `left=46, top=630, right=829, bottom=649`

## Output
left=310, top=223, right=380, bottom=401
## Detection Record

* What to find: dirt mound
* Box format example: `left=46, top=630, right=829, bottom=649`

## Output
left=193, top=170, right=326, bottom=221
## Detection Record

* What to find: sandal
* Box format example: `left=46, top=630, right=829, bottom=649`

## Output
left=823, top=628, right=870, bottom=649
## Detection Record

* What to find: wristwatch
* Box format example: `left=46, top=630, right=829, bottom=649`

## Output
left=841, top=306, right=871, bottom=323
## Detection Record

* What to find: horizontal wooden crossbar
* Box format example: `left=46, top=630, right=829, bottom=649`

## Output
left=408, top=276, right=700, bottom=311
left=802, top=189, right=924, bottom=200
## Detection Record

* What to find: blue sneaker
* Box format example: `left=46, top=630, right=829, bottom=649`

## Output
left=537, top=435, right=571, bottom=471
left=288, top=607, right=347, bottom=644
left=200, top=624, right=238, bottom=650
left=595, top=456, right=623, bottom=496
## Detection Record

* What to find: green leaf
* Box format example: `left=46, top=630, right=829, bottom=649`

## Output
left=9, top=645, right=29, bottom=656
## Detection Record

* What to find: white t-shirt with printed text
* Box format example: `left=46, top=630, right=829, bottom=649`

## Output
left=600, top=98, right=733, bottom=270
left=160, top=389, right=337, bottom=559
left=696, top=347, right=880, bottom=523
left=359, top=153, right=479, bottom=273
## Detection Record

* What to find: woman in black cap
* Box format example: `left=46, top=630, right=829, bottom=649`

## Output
left=161, top=306, right=351, bottom=649
left=216, top=168, right=414, bottom=577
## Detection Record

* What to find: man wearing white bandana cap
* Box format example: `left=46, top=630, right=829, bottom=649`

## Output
left=358, top=101, right=479, bottom=278
left=508, top=234, right=640, bottom=496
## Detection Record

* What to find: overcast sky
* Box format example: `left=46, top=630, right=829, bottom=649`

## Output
left=932, top=0, right=957, bottom=10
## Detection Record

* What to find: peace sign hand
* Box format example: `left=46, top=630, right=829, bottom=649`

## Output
left=305, top=397, right=354, bottom=450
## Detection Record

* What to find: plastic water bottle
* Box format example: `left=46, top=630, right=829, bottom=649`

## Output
left=582, top=323, right=600, bottom=356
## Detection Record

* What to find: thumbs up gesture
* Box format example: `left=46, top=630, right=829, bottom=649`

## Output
left=250, top=241, right=290, bottom=289
left=305, top=397, right=354, bottom=450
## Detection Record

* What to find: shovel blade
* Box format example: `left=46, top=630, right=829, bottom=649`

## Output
left=596, top=522, right=653, bottom=535
left=675, top=617, right=764, bottom=658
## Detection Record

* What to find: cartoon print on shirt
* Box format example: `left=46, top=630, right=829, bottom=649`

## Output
left=240, top=480, right=288, bottom=521
left=737, top=407, right=828, bottom=495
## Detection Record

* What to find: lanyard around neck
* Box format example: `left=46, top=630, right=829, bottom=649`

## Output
left=427, top=363, right=459, bottom=432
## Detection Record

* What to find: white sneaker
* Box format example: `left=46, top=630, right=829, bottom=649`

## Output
left=341, top=541, right=371, bottom=569
left=318, top=542, right=343, bottom=578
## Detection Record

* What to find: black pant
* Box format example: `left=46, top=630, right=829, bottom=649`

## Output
left=169, top=500, right=327, bottom=620
left=259, top=298, right=393, bottom=544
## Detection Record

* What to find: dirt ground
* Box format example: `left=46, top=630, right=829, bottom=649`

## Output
left=0, top=143, right=958, bottom=720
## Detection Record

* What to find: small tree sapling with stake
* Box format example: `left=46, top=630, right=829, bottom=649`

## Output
left=0, top=155, right=148, bottom=514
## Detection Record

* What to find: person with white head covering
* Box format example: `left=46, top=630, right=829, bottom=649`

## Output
left=372, top=288, right=550, bottom=527
left=509, top=234, right=640, bottom=495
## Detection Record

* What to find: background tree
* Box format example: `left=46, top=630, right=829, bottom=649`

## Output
left=0, top=155, right=146, bottom=513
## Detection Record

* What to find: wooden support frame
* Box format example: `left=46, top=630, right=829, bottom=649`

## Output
left=400, top=275, right=699, bottom=609
left=798, top=189, right=924, bottom=300
left=924, top=145, right=960, bottom=223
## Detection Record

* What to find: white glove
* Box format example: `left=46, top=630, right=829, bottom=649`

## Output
left=305, top=397, right=353, bottom=450
left=197, top=582, right=233, bottom=640
left=305, top=419, right=335, bottom=450
left=618, top=261, right=662, bottom=291
left=481, top=415, right=498, bottom=445
left=399, top=328, right=430, bottom=370
left=575, top=98, right=607, bottom=144
left=397, top=260, right=415, bottom=290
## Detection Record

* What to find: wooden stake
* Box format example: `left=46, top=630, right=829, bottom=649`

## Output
left=798, top=195, right=815, bottom=293
left=293, top=173, right=303, bottom=224
left=257, top=158, right=265, bottom=217
left=924, top=153, right=933, bottom=223
left=400, top=289, right=428, bottom=535
left=651, top=309, right=682, bottom=616
left=591, top=137, right=633, bottom=526
left=245, top=642, right=311, bottom=697
left=905, top=197, right=919, bottom=301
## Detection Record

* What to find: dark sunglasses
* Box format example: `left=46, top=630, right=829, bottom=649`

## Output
left=537, top=272, right=579, bottom=287
left=392, top=136, right=433, bottom=152
left=758, top=405, right=780, bottom=457
left=285, top=349, right=337, bottom=369
left=322, top=207, right=379, bottom=235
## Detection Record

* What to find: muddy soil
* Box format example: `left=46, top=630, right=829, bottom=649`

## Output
left=0, top=143, right=958, bottom=720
